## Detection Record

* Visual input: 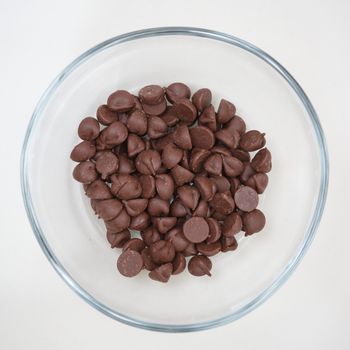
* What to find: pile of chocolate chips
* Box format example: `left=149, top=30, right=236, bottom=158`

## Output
left=71, top=83, right=272, bottom=282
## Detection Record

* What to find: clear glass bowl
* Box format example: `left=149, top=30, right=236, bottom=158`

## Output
left=21, top=27, right=329, bottom=332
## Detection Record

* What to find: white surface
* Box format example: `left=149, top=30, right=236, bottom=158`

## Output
left=0, top=0, right=349, bottom=348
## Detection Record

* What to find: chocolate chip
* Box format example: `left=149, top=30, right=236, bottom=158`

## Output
left=242, top=209, right=266, bottom=235
left=239, top=130, right=266, bottom=151
left=174, top=99, right=197, bottom=124
left=139, top=85, right=164, bottom=105
left=141, top=247, right=158, bottom=271
left=194, top=176, right=216, bottom=201
left=165, top=227, right=190, bottom=252
left=210, top=192, right=235, bottom=215
left=149, top=263, right=173, bottom=282
left=149, top=240, right=175, bottom=264
left=222, top=212, right=242, bottom=237
left=96, top=105, right=118, bottom=126
left=85, top=179, right=113, bottom=199
left=225, top=115, right=246, bottom=135
left=192, top=88, right=212, bottom=112
left=96, top=151, right=119, bottom=179
left=123, top=198, right=148, bottom=216
left=78, top=117, right=100, bottom=141
left=209, top=176, right=230, bottom=193
left=135, top=150, right=161, bottom=175
left=142, top=98, right=167, bottom=115
left=204, top=154, right=223, bottom=176
left=171, top=165, right=194, bottom=186
left=105, top=209, right=131, bottom=233
left=147, top=197, right=170, bottom=216
left=107, top=90, right=135, bottom=112
left=188, top=255, right=212, bottom=276
left=229, top=177, right=241, bottom=196
left=221, top=236, right=238, bottom=252
left=126, top=110, right=148, bottom=135
left=70, top=141, right=96, bottom=162
left=155, top=174, right=175, bottom=200
left=172, top=253, right=186, bottom=275
left=141, top=226, right=161, bottom=246
left=95, top=199, right=123, bottom=221
left=183, top=217, right=209, bottom=243
left=177, top=185, right=200, bottom=211
left=240, top=162, right=256, bottom=184
left=192, top=200, right=210, bottom=217
left=189, top=148, right=210, bottom=173
left=190, top=126, right=215, bottom=150
left=170, top=199, right=189, bottom=217
left=123, top=238, right=146, bottom=252
left=215, top=128, right=240, bottom=149
left=100, top=121, right=128, bottom=146
left=211, top=145, right=231, bottom=157
left=161, top=143, right=183, bottom=169
left=153, top=217, right=177, bottom=234
left=117, top=250, right=143, bottom=277
left=73, top=161, right=98, bottom=184
left=206, top=218, right=222, bottom=243
left=147, top=116, right=167, bottom=139
left=231, top=149, right=251, bottom=162
left=234, top=186, right=259, bottom=212
left=173, top=124, right=192, bottom=150
left=107, top=229, right=130, bottom=248
left=198, top=105, right=217, bottom=132
left=127, top=134, right=145, bottom=158
left=160, top=106, right=179, bottom=126
left=246, top=173, right=269, bottom=194
left=166, top=83, right=191, bottom=104
left=139, top=174, right=156, bottom=199
left=217, top=99, right=236, bottom=124
left=129, top=212, right=151, bottom=231
left=182, top=242, right=198, bottom=257
left=222, top=155, right=244, bottom=177
left=251, top=148, right=272, bottom=173
left=196, top=241, right=221, bottom=256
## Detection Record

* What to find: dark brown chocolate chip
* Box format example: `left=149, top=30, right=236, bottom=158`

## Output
left=171, top=165, right=194, bottom=186
left=174, top=99, right=197, bottom=124
left=192, top=200, right=210, bottom=217
left=204, top=154, right=223, bottom=176
left=147, top=116, right=167, bottom=139
left=210, top=192, right=235, bottom=215
left=123, top=238, right=146, bottom=252
left=117, top=250, right=143, bottom=277
left=165, top=227, right=190, bottom=252
left=111, top=174, right=142, bottom=200
left=246, top=173, right=269, bottom=194
left=139, top=175, right=156, bottom=199
left=100, top=121, right=128, bottom=146
left=95, top=151, right=119, bottom=179
left=173, top=124, right=192, bottom=150
left=177, top=185, right=200, bottom=211
left=221, top=236, right=238, bottom=252
left=105, top=209, right=131, bottom=233
left=170, top=199, right=189, bottom=217
left=188, top=255, right=212, bottom=276
left=139, top=85, right=164, bottom=105
left=141, top=247, right=158, bottom=271
left=239, top=130, right=266, bottom=151
left=135, top=150, right=161, bottom=175
left=78, top=117, right=100, bottom=141
left=206, top=218, right=222, bottom=243
left=129, top=212, right=151, bottom=231
left=222, top=155, right=244, bottom=177
left=95, top=199, right=123, bottom=221
left=141, top=226, right=161, bottom=246
left=127, top=134, right=145, bottom=157
left=166, top=82, right=191, bottom=104
left=73, top=161, right=98, bottom=184
left=96, top=105, right=118, bottom=126
left=192, top=88, right=212, bottom=112
left=126, top=110, right=148, bottom=135
left=107, top=229, right=131, bottom=248
left=155, top=174, right=175, bottom=200
left=183, top=217, right=209, bottom=243
left=215, top=128, right=240, bottom=149
left=161, top=143, right=183, bottom=169
left=234, top=186, right=259, bottom=212
left=123, top=198, right=148, bottom=217
left=242, top=209, right=266, bottom=235
left=251, top=148, right=272, bottom=173
left=190, top=126, right=215, bottom=150
left=107, top=90, right=135, bottom=112
left=225, top=115, right=246, bottom=135
left=70, top=141, right=96, bottom=162
left=149, top=240, right=175, bottom=264
left=172, top=253, right=186, bottom=275
left=142, top=99, right=167, bottom=115
left=149, top=263, right=173, bottom=282
left=231, top=149, right=251, bottom=162
left=196, top=241, right=221, bottom=256
left=153, top=217, right=177, bottom=234
left=199, top=105, right=217, bottom=132
left=85, top=179, right=113, bottom=199
left=217, top=99, right=236, bottom=124
left=210, top=176, right=230, bottom=193
left=147, top=197, right=170, bottom=216
left=222, top=212, right=242, bottom=237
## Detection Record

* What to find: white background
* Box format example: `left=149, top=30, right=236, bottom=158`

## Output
left=1, top=0, right=349, bottom=349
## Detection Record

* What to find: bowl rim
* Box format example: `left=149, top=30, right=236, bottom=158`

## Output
left=20, top=26, right=329, bottom=332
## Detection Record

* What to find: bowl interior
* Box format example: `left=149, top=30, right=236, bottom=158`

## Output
left=23, top=32, right=324, bottom=328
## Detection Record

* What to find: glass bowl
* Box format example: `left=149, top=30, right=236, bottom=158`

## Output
left=21, top=27, right=329, bottom=332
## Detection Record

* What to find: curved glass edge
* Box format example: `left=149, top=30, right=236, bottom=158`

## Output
left=20, top=27, right=329, bottom=333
